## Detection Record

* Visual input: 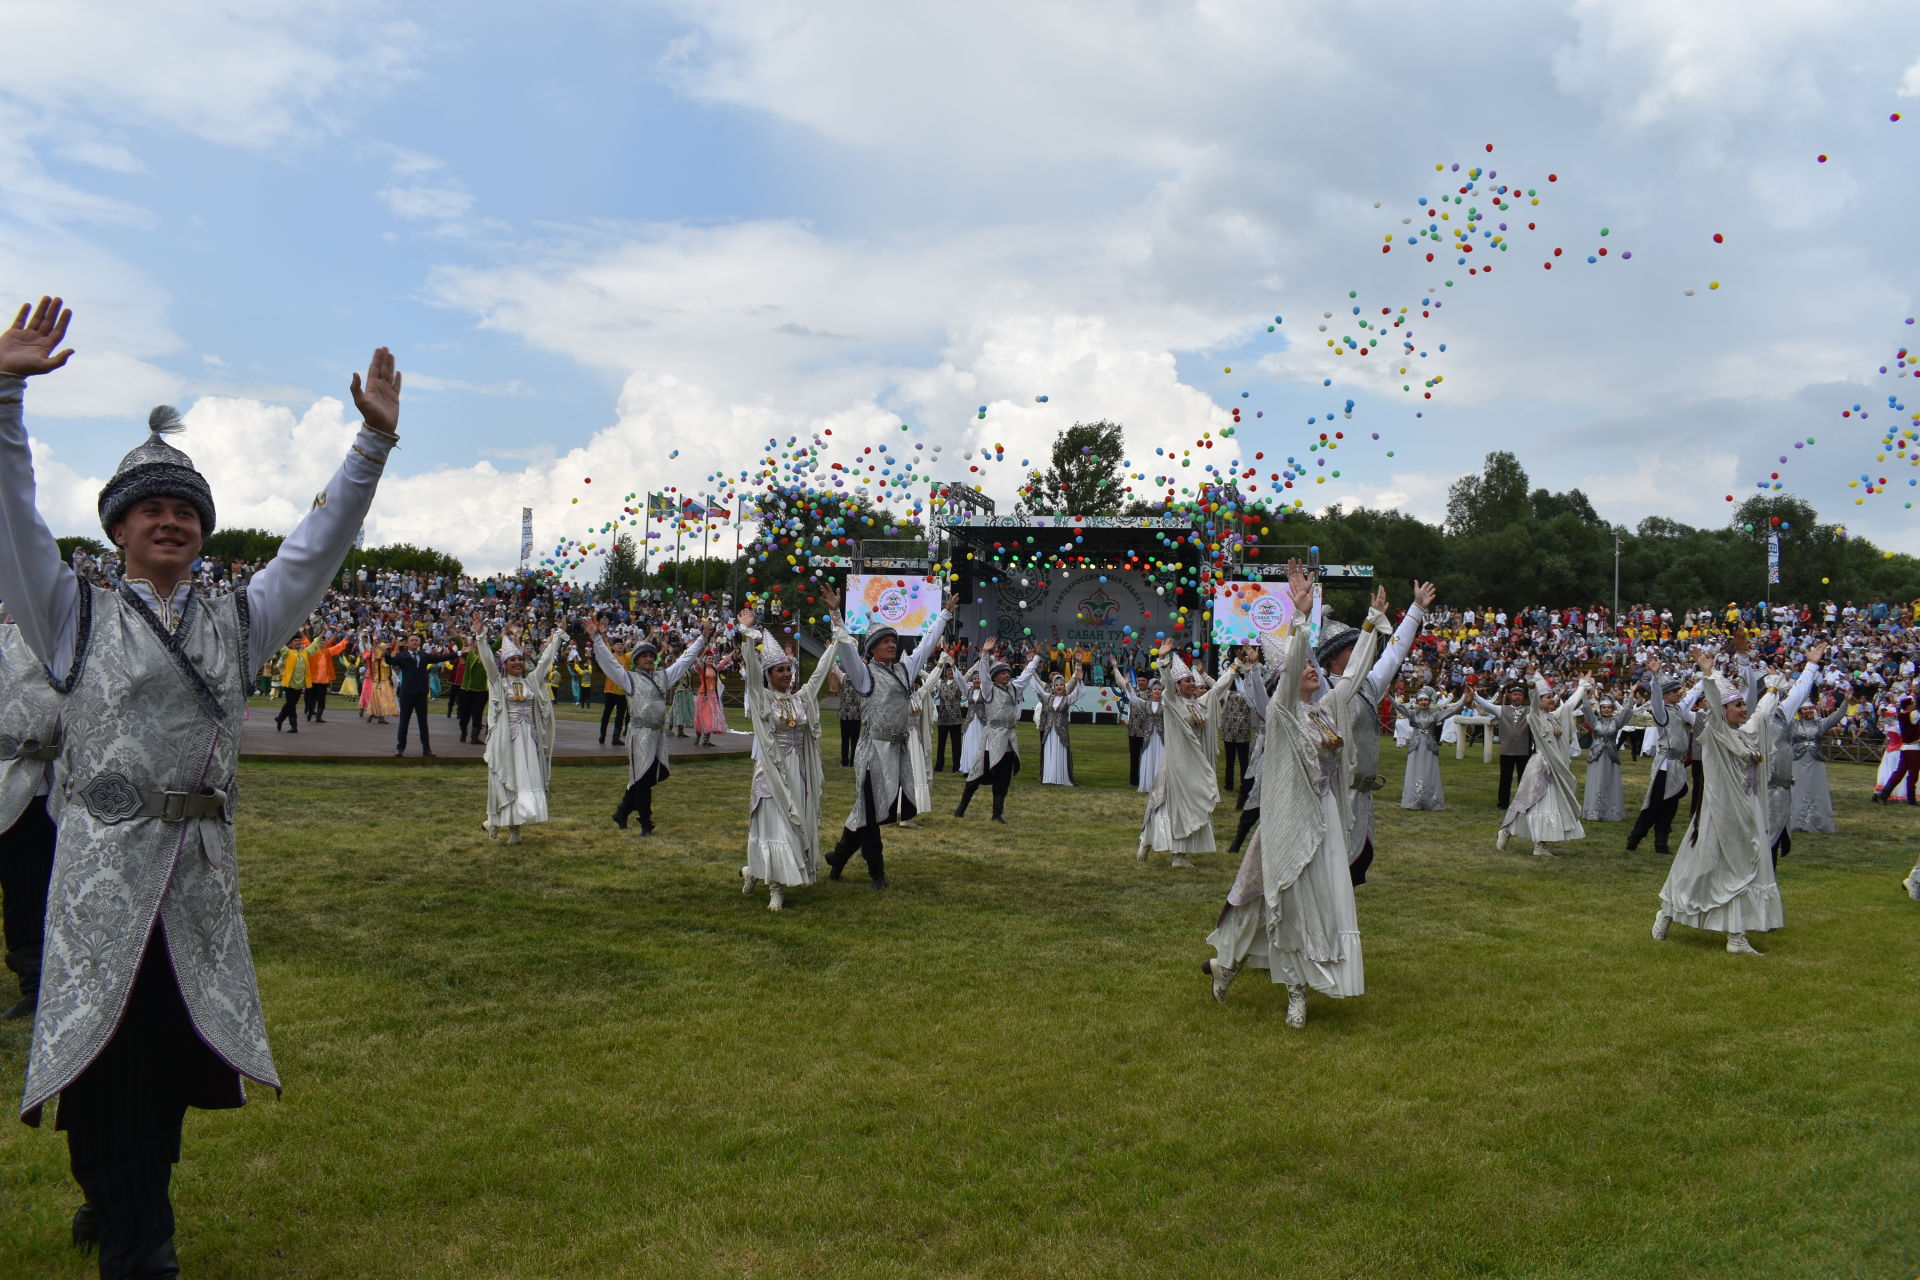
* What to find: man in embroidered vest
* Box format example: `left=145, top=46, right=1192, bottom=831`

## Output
left=819, top=583, right=952, bottom=889
left=1, top=619, right=64, bottom=1022
left=585, top=615, right=716, bottom=836
left=0, top=296, right=402, bottom=1279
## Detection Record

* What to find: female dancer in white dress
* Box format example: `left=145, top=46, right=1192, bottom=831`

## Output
left=1652, top=651, right=1783, bottom=955
left=1204, top=560, right=1363, bottom=1028
left=1392, top=688, right=1461, bottom=810
left=737, top=608, right=843, bottom=910
left=1135, top=678, right=1166, bottom=795
left=1580, top=694, right=1631, bottom=822
left=899, top=651, right=949, bottom=827
left=1787, top=700, right=1847, bottom=834
left=473, top=618, right=567, bottom=843
left=1037, top=668, right=1083, bottom=785
left=1478, top=671, right=1589, bottom=856
left=1138, top=646, right=1239, bottom=867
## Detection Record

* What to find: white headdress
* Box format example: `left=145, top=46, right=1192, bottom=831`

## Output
left=1167, top=652, right=1196, bottom=685
left=498, top=634, right=525, bottom=662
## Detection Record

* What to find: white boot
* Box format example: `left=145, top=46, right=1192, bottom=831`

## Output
left=741, top=867, right=754, bottom=895
left=1495, top=829, right=1510, bottom=851
left=1136, top=837, right=1150, bottom=864
left=1170, top=854, right=1196, bottom=869
left=507, top=826, right=522, bottom=845
left=1651, top=909, right=1671, bottom=941
left=1904, top=870, right=1920, bottom=900
left=1285, top=985, right=1308, bottom=1028
left=768, top=884, right=785, bottom=912
left=1531, top=842, right=1557, bottom=858
left=1726, top=931, right=1765, bottom=956
left=1204, top=957, right=1239, bottom=1003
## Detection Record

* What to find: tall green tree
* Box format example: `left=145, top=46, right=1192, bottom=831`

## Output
left=1444, top=450, right=1532, bottom=536
left=1017, top=420, right=1129, bottom=516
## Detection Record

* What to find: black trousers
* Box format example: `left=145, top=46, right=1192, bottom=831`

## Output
left=302, top=684, right=328, bottom=720
left=274, top=686, right=303, bottom=728
left=457, top=688, right=490, bottom=743
left=936, top=724, right=964, bottom=772
left=839, top=718, right=861, bottom=767
left=1350, top=836, right=1374, bottom=887
left=1128, top=735, right=1143, bottom=787
left=396, top=691, right=433, bottom=753
left=1627, top=782, right=1685, bottom=851
left=1, top=796, right=56, bottom=998
left=828, top=775, right=899, bottom=881
left=600, top=693, right=629, bottom=743
left=956, top=752, right=1017, bottom=818
left=617, top=762, right=665, bottom=831
left=1496, top=752, right=1530, bottom=808
left=1223, top=740, right=1250, bottom=790
left=59, top=928, right=240, bottom=1264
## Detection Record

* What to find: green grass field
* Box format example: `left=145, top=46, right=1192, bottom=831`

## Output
left=2, top=731, right=1915, bottom=1279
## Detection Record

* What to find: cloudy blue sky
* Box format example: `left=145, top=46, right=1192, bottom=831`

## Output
left=6, top=0, right=1920, bottom=574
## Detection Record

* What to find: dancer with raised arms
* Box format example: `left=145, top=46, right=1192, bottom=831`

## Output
left=0, top=296, right=402, bottom=1276
left=471, top=615, right=567, bottom=844
left=587, top=614, right=716, bottom=837
left=820, top=582, right=951, bottom=888
left=1204, top=560, right=1364, bottom=1028
left=954, top=636, right=1041, bottom=823
left=1652, top=649, right=1785, bottom=956
left=1137, top=639, right=1239, bottom=868
left=736, top=606, right=843, bottom=910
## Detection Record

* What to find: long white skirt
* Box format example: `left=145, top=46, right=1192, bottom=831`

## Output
left=1207, top=789, right=1364, bottom=997
left=1137, top=732, right=1164, bottom=794
left=1500, top=753, right=1586, bottom=844
left=487, top=729, right=550, bottom=829
left=747, top=800, right=817, bottom=887
left=959, top=720, right=983, bottom=777
left=1041, top=735, right=1074, bottom=785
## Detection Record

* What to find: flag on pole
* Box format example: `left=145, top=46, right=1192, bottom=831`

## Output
left=647, top=493, right=673, bottom=518
left=1767, top=532, right=1781, bottom=585
left=520, top=507, right=534, bottom=564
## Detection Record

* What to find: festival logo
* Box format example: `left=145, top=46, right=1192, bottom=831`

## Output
left=1077, top=586, right=1123, bottom=627
left=1248, top=593, right=1287, bottom=634
left=875, top=587, right=913, bottom=623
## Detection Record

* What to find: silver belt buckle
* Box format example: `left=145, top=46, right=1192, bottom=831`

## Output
left=159, top=789, right=192, bottom=822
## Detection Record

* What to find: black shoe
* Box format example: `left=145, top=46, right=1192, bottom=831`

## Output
left=394, top=749, right=405, bottom=757
left=826, top=852, right=847, bottom=880
left=1655, top=844, right=1672, bottom=856
left=2, top=991, right=33, bottom=1020
left=612, top=807, right=630, bottom=830
left=289, top=725, right=298, bottom=734
left=100, top=1236, right=179, bottom=1279
left=459, top=732, right=467, bottom=743
left=1624, top=840, right=1639, bottom=852
left=639, top=826, right=655, bottom=837
left=952, top=804, right=967, bottom=818
left=423, top=751, right=437, bottom=759
left=71, top=1202, right=99, bottom=1252
left=992, top=815, right=1008, bottom=824
left=873, top=876, right=889, bottom=890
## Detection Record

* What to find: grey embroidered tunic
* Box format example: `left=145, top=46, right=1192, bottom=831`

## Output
left=592, top=632, right=710, bottom=784
left=0, top=622, right=64, bottom=830
left=837, top=608, right=949, bottom=828
left=0, top=374, right=393, bottom=1120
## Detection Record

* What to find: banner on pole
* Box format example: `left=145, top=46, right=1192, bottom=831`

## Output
left=844, top=574, right=940, bottom=636
left=1767, top=532, right=1781, bottom=585
left=1210, top=580, right=1322, bottom=647
left=519, top=507, right=533, bottom=564
left=647, top=493, right=673, bottom=518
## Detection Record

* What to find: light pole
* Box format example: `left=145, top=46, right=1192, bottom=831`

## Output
left=1612, top=526, right=1621, bottom=629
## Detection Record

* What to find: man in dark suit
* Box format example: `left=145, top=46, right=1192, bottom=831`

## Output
left=387, top=633, right=459, bottom=758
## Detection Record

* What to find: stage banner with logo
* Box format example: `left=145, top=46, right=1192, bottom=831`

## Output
left=1210, top=580, right=1322, bottom=647
left=845, top=574, right=939, bottom=636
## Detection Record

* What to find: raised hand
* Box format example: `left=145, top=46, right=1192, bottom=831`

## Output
left=820, top=584, right=842, bottom=611
left=581, top=616, right=603, bottom=638
left=737, top=605, right=756, bottom=632
left=0, top=297, right=75, bottom=378
left=1413, top=580, right=1437, bottom=610
left=1807, top=642, right=1829, bottom=665
left=350, top=347, right=403, bottom=437
left=1285, top=557, right=1314, bottom=615
left=1371, top=583, right=1389, bottom=614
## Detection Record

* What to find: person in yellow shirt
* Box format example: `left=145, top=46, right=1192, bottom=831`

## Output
left=274, top=633, right=311, bottom=733
left=599, top=637, right=632, bottom=746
